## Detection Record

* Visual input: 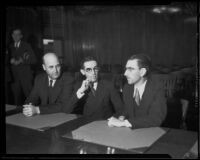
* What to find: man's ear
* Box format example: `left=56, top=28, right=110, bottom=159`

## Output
left=80, top=69, right=85, bottom=76
left=42, top=64, right=46, bottom=71
left=140, top=68, right=147, bottom=77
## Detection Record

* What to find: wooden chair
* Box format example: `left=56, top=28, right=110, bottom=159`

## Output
left=180, top=99, right=189, bottom=130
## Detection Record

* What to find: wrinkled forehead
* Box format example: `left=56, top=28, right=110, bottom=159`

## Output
left=83, top=60, right=97, bottom=69
left=126, top=59, right=139, bottom=68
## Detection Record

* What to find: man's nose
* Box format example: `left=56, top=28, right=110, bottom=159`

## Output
left=124, top=70, right=127, bottom=76
left=55, top=67, right=59, bottom=73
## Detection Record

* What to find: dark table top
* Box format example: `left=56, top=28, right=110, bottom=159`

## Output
left=5, top=108, right=198, bottom=158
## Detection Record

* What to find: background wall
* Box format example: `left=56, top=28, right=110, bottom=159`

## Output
left=6, top=4, right=198, bottom=70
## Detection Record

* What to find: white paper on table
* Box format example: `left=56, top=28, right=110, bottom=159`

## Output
left=6, top=113, right=77, bottom=131
left=6, top=104, right=16, bottom=111
left=65, top=120, right=166, bottom=150
left=190, top=141, right=198, bottom=155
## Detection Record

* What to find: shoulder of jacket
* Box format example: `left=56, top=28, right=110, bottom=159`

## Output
left=35, top=73, right=46, bottom=80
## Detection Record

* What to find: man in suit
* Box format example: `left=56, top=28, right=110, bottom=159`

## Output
left=63, top=56, right=124, bottom=120
left=23, top=53, right=74, bottom=117
left=9, top=28, right=36, bottom=105
left=108, top=54, right=167, bottom=128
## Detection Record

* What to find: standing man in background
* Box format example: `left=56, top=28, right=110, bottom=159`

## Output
left=9, top=28, right=37, bottom=105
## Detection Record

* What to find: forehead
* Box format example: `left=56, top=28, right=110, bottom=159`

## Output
left=84, top=60, right=97, bottom=68
left=126, top=59, right=139, bottom=68
left=13, top=30, right=21, bottom=35
left=44, top=55, right=59, bottom=66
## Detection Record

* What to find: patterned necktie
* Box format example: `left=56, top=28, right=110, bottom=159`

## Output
left=49, top=80, right=53, bottom=87
left=134, top=88, right=140, bottom=106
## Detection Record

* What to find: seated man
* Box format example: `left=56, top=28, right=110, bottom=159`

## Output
left=23, top=53, right=74, bottom=117
left=63, top=56, right=124, bottom=120
left=108, top=54, right=167, bottom=128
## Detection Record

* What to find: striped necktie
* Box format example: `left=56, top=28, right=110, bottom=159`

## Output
left=134, top=88, right=140, bottom=106
left=49, top=80, right=53, bottom=87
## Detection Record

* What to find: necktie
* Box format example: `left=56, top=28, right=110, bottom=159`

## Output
left=49, top=80, right=53, bottom=87
left=47, top=80, right=53, bottom=104
left=89, top=82, right=96, bottom=96
left=134, top=88, right=140, bottom=106
left=15, top=42, right=18, bottom=48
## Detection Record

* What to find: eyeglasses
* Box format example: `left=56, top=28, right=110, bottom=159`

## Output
left=124, top=67, right=136, bottom=72
left=85, top=67, right=100, bottom=73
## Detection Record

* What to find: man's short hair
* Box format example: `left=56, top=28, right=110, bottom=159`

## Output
left=80, top=56, right=98, bottom=69
left=128, top=54, right=152, bottom=77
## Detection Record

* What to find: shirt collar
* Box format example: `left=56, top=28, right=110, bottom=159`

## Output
left=15, top=41, right=21, bottom=47
left=93, top=82, right=98, bottom=90
left=48, top=77, right=56, bottom=87
left=134, top=80, right=147, bottom=99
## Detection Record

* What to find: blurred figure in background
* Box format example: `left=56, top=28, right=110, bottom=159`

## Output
left=8, top=28, right=37, bottom=105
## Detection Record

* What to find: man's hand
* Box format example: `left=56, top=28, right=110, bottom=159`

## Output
left=79, top=79, right=90, bottom=93
left=107, top=116, right=132, bottom=128
left=16, top=57, right=24, bottom=64
left=107, top=116, right=126, bottom=127
left=10, top=57, right=24, bottom=65
left=76, top=79, right=91, bottom=99
left=23, top=52, right=30, bottom=60
left=23, top=103, right=40, bottom=117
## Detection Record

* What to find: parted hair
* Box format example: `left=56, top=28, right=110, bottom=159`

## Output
left=80, top=56, right=98, bottom=69
left=128, top=54, right=152, bottom=77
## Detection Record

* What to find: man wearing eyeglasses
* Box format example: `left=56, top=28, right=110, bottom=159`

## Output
left=108, top=54, right=167, bottom=128
left=64, top=56, right=124, bottom=120
left=23, top=53, right=74, bottom=117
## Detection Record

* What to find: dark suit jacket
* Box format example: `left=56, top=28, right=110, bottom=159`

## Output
left=25, top=72, right=74, bottom=114
left=9, top=41, right=36, bottom=81
left=122, top=76, right=167, bottom=128
left=64, top=79, right=124, bottom=120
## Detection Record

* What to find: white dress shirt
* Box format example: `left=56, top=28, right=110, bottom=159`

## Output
left=134, top=80, right=147, bottom=100
left=48, top=77, right=56, bottom=87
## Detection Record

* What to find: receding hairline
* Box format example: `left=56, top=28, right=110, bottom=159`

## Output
left=42, top=53, right=59, bottom=64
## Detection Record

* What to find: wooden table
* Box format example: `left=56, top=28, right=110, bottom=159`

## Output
left=5, top=109, right=197, bottom=158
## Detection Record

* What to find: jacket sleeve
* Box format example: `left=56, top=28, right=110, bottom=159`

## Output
left=110, top=83, right=125, bottom=117
left=128, top=84, right=167, bottom=129
left=22, top=42, right=37, bottom=65
left=62, top=82, right=81, bottom=113
left=24, top=75, right=40, bottom=105
left=39, top=75, right=74, bottom=114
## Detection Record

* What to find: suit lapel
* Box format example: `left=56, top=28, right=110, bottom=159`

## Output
left=128, top=84, right=136, bottom=116
left=50, top=77, right=62, bottom=103
left=42, top=75, right=49, bottom=104
left=94, top=80, right=104, bottom=102
left=140, top=79, right=154, bottom=109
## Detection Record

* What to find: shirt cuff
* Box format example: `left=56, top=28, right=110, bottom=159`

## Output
left=76, top=89, right=85, bottom=99
left=36, top=107, right=40, bottom=115
left=124, top=119, right=132, bottom=128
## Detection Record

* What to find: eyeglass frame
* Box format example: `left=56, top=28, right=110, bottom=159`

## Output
left=84, top=66, right=100, bottom=73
